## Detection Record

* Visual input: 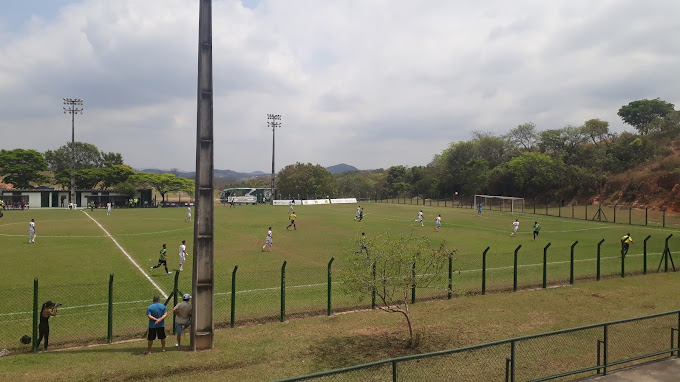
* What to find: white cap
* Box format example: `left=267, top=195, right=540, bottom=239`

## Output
left=182, top=293, right=191, bottom=300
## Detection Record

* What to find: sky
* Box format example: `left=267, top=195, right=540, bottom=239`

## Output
left=1, top=1, right=679, bottom=173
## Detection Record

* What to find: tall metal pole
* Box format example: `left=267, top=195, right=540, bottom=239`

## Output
left=267, top=114, right=281, bottom=204
left=63, top=98, right=83, bottom=207
left=192, top=0, right=214, bottom=351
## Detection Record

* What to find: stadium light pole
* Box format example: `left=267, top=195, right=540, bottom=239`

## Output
left=267, top=114, right=281, bottom=204
left=63, top=98, right=83, bottom=207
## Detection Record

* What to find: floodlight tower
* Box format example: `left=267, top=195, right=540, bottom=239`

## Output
left=63, top=98, right=83, bottom=207
left=267, top=114, right=281, bottom=203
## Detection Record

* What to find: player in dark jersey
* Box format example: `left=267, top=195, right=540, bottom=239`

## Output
left=151, top=244, right=171, bottom=274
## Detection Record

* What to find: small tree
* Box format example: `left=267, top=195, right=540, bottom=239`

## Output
left=342, top=231, right=453, bottom=347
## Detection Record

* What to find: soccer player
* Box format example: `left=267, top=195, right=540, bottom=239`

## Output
left=29, top=218, right=36, bottom=244
left=354, top=206, right=361, bottom=221
left=435, top=214, right=442, bottom=232
left=533, top=222, right=541, bottom=241
left=510, top=219, right=519, bottom=237
left=262, top=227, right=273, bottom=252
left=417, top=210, right=424, bottom=227
left=289, top=199, right=295, bottom=213
left=358, top=207, right=364, bottom=222
left=178, top=240, right=188, bottom=271
left=287, top=211, right=297, bottom=230
left=106, top=202, right=112, bottom=216
left=185, top=206, right=192, bottom=222
left=477, top=203, right=482, bottom=215
left=621, top=233, right=634, bottom=257
left=151, top=244, right=171, bottom=274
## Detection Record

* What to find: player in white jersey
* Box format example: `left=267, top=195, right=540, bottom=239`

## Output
left=179, top=240, right=188, bottom=271
left=262, top=227, right=273, bottom=252
left=435, top=215, right=441, bottom=232
left=106, top=202, right=112, bottom=216
left=185, top=206, right=192, bottom=222
left=289, top=200, right=295, bottom=213
left=416, top=210, right=424, bottom=227
left=29, top=218, right=36, bottom=243
left=511, top=219, right=519, bottom=236
left=354, top=206, right=361, bottom=221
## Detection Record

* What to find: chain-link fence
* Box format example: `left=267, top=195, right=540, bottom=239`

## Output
left=277, top=310, right=680, bottom=381
left=0, top=235, right=677, bottom=355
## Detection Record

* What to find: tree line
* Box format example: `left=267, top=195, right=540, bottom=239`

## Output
left=0, top=142, right=193, bottom=204
left=269, top=98, right=680, bottom=201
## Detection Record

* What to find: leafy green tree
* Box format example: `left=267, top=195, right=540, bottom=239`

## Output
left=44, top=142, right=106, bottom=174
left=384, top=165, right=412, bottom=197
left=582, top=119, right=611, bottom=147
left=129, top=172, right=186, bottom=204
left=617, top=98, right=675, bottom=135
left=341, top=231, right=453, bottom=347
left=276, top=163, right=337, bottom=198
left=336, top=171, right=382, bottom=198
left=101, top=165, right=136, bottom=189
left=505, top=152, right=566, bottom=198
left=0, top=149, right=49, bottom=188
left=101, top=152, right=124, bottom=166
left=507, top=122, right=537, bottom=151
left=114, top=181, right=137, bottom=197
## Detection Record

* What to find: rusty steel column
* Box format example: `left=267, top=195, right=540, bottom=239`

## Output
left=191, top=0, right=214, bottom=351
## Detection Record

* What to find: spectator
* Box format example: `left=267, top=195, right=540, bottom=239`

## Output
left=37, top=301, right=59, bottom=351
left=173, top=294, right=192, bottom=347
left=145, top=296, right=168, bottom=354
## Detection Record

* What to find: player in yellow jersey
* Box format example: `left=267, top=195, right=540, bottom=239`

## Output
left=287, top=211, right=297, bottom=230
left=621, top=233, right=633, bottom=257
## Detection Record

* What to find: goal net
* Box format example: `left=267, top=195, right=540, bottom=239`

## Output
left=474, top=195, right=524, bottom=215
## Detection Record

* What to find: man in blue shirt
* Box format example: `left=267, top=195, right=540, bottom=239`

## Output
left=145, top=296, right=168, bottom=354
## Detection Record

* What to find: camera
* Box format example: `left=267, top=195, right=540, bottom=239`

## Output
left=55, top=303, right=62, bottom=307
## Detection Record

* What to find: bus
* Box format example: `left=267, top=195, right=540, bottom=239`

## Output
left=219, top=188, right=272, bottom=205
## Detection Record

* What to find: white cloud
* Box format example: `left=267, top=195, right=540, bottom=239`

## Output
left=1, top=0, right=679, bottom=172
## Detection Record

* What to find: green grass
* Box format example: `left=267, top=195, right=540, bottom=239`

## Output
left=1, top=202, right=678, bottom=353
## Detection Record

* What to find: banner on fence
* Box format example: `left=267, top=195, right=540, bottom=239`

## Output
left=273, top=200, right=303, bottom=206
left=302, top=199, right=330, bottom=205
left=229, top=196, right=257, bottom=204
left=330, top=198, right=357, bottom=204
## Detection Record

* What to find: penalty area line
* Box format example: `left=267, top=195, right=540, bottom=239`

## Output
left=82, top=211, right=167, bottom=298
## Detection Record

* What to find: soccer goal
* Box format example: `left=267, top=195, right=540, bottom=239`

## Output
left=474, top=195, right=525, bottom=215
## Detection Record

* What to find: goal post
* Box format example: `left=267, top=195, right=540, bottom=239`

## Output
left=474, top=195, right=525, bottom=215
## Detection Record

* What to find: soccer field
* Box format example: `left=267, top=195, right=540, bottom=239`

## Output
left=1, top=202, right=678, bottom=351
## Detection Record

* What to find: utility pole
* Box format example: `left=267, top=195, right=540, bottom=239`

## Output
left=267, top=114, right=281, bottom=204
left=63, top=98, right=83, bottom=207
left=191, top=0, right=215, bottom=351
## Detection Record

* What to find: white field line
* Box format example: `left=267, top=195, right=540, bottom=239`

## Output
left=0, top=227, right=191, bottom=238
left=2, top=252, right=661, bottom=319
left=82, top=211, right=167, bottom=298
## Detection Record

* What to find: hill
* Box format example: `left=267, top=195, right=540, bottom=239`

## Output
left=326, top=163, right=359, bottom=174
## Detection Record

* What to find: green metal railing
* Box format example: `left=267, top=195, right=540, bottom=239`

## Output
left=275, top=310, right=680, bottom=382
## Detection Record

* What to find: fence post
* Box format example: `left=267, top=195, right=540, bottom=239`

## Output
left=411, top=262, right=416, bottom=304
left=644, top=235, right=651, bottom=274
left=585, top=204, right=588, bottom=220
left=447, top=252, right=453, bottom=299
left=597, top=239, right=605, bottom=281
left=572, top=204, right=575, bottom=219
left=32, top=278, right=38, bottom=353
left=543, top=243, right=551, bottom=289
left=511, top=341, right=516, bottom=382
left=230, top=265, right=238, bottom=328
left=621, top=244, right=625, bottom=278
left=533, top=200, right=536, bottom=214
left=371, top=261, right=376, bottom=309
left=327, top=257, right=334, bottom=316
left=280, top=261, right=287, bottom=322
left=629, top=206, right=632, bottom=225
left=558, top=204, right=561, bottom=217
left=663, top=209, right=666, bottom=228
left=513, top=245, right=521, bottom=291
left=172, top=271, right=179, bottom=334
left=482, top=247, right=490, bottom=295
left=603, top=324, right=609, bottom=375
left=645, top=208, right=648, bottom=226
left=108, top=273, right=114, bottom=344
left=545, top=199, right=548, bottom=216
left=665, top=234, right=673, bottom=272
left=570, top=241, right=578, bottom=285
left=613, top=205, right=616, bottom=223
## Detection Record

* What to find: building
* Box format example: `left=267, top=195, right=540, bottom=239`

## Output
left=0, top=188, right=153, bottom=208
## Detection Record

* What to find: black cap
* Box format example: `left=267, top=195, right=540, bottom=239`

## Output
left=44, top=301, right=56, bottom=307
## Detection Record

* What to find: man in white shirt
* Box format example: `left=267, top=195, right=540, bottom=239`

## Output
left=435, top=215, right=441, bottom=232
left=185, top=206, right=192, bottom=222
left=354, top=206, right=361, bottom=221
left=417, top=211, right=424, bottom=227
left=106, top=202, right=112, bottom=216
left=511, top=219, right=520, bottom=237
left=178, top=240, right=188, bottom=271
left=29, top=218, right=36, bottom=243
left=289, top=200, right=295, bottom=212
left=262, top=227, right=273, bottom=252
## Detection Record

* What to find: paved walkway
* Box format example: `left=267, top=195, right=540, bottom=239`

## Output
left=583, top=358, right=680, bottom=381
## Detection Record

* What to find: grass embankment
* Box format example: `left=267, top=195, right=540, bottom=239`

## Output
left=0, top=272, right=677, bottom=382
